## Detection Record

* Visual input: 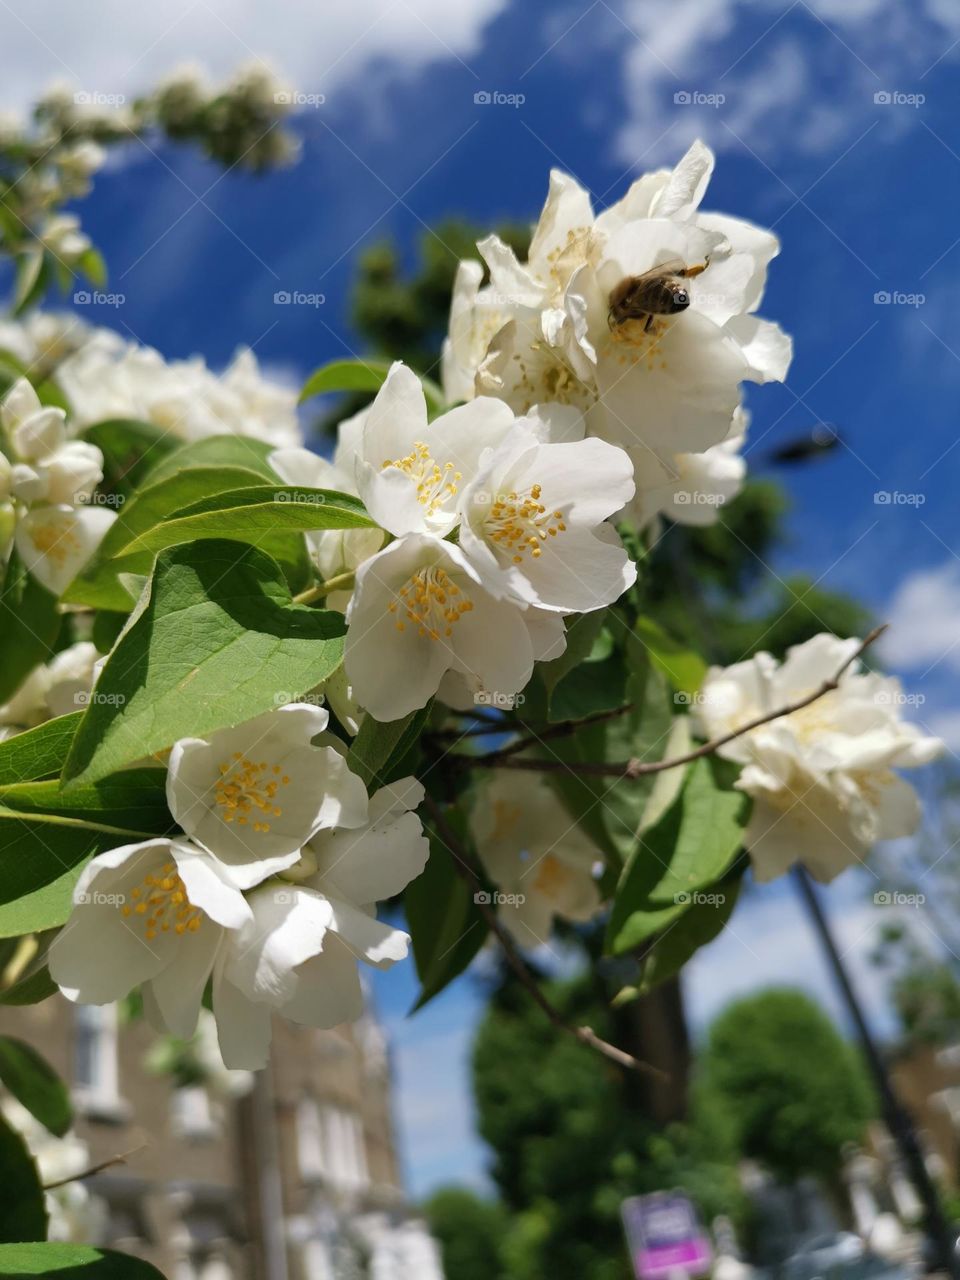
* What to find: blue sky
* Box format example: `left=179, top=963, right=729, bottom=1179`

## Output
left=5, top=0, right=960, bottom=1202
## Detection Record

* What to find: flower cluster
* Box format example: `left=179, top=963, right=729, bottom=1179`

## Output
left=0, top=378, right=114, bottom=593
left=49, top=702, right=429, bottom=1069
left=696, top=634, right=943, bottom=883
left=57, top=332, right=301, bottom=448
left=334, top=364, right=637, bottom=719
left=442, top=140, right=788, bottom=531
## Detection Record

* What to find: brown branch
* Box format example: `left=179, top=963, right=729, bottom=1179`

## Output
left=43, top=1144, right=145, bottom=1190
left=469, top=625, right=888, bottom=781
left=433, top=702, right=632, bottom=748
left=423, top=796, right=666, bottom=1080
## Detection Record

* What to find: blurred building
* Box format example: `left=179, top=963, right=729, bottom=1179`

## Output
left=5, top=994, right=444, bottom=1280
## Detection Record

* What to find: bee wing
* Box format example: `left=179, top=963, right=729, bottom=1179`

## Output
left=629, top=258, right=688, bottom=284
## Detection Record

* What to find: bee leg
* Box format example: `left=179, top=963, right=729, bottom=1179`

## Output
left=644, top=313, right=655, bottom=333
left=681, top=261, right=709, bottom=280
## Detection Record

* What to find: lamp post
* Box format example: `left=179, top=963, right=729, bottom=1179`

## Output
left=793, top=866, right=959, bottom=1277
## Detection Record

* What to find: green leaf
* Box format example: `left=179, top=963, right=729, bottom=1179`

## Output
left=81, top=419, right=179, bottom=495
left=547, top=641, right=674, bottom=865
left=633, top=617, right=707, bottom=697
left=606, top=756, right=751, bottom=955
left=346, top=704, right=433, bottom=791
left=406, top=816, right=488, bottom=1010
left=12, top=251, right=48, bottom=315
left=76, top=246, right=107, bottom=288
left=62, top=540, right=347, bottom=788
left=0, top=550, right=61, bottom=704
left=0, top=813, right=143, bottom=937
left=0, top=1244, right=167, bottom=1277
left=0, top=716, right=82, bottom=786
left=299, top=358, right=445, bottom=413
left=538, top=611, right=608, bottom=698
left=144, top=434, right=280, bottom=486
left=638, top=870, right=743, bottom=994
left=0, top=1036, right=71, bottom=1136
left=0, top=769, right=172, bottom=834
left=64, top=465, right=281, bottom=610
left=299, top=357, right=393, bottom=402
left=116, top=485, right=375, bottom=557
left=0, top=965, right=58, bottom=1008
left=0, top=1114, right=46, bottom=1244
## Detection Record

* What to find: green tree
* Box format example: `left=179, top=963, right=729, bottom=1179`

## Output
left=701, top=988, right=876, bottom=1184
left=424, top=1187, right=510, bottom=1280
left=466, top=969, right=744, bottom=1280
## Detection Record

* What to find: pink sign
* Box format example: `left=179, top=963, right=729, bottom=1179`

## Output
left=621, top=1192, right=714, bottom=1280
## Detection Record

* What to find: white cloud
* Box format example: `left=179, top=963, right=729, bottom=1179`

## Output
left=612, top=0, right=960, bottom=164
left=0, top=0, right=508, bottom=113
left=685, top=876, right=902, bottom=1040
left=880, top=561, right=960, bottom=675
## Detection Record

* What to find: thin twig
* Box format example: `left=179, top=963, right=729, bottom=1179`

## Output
left=430, top=703, right=632, bottom=746
left=423, top=796, right=666, bottom=1080
left=43, top=1144, right=145, bottom=1190
left=469, top=625, right=888, bottom=781
left=293, top=570, right=355, bottom=606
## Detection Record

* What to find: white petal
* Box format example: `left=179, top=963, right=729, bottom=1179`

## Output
left=280, top=935, right=365, bottom=1027
left=309, top=810, right=429, bottom=905
left=326, top=896, right=411, bottom=968
left=144, top=923, right=223, bottom=1038
left=212, top=966, right=273, bottom=1070
left=15, top=505, right=115, bottom=596
left=225, top=885, right=333, bottom=1005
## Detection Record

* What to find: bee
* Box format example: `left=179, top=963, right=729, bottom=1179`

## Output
left=607, top=258, right=709, bottom=332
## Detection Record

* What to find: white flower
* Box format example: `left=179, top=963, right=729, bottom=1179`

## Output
left=166, top=702, right=368, bottom=890
left=695, top=634, right=944, bottom=883
left=345, top=533, right=542, bottom=721
left=0, top=641, right=100, bottom=730
left=56, top=141, right=106, bottom=197
left=444, top=140, right=790, bottom=487
left=57, top=335, right=302, bottom=447
left=0, top=378, right=113, bottom=593
left=49, top=838, right=252, bottom=1039
left=354, top=362, right=518, bottom=539
left=211, top=778, right=428, bottom=1069
left=626, top=406, right=748, bottom=530
left=1, top=1096, right=107, bottom=1243
left=0, top=311, right=90, bottom=380
left=38, top=214, right=91, bottom=264
left=458, top=427, right=636, bottom=612
left=470, top=772, right=603, bottom=945
left=15, top=503, right=114, bottom=595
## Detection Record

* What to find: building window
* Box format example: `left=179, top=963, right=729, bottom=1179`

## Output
left=170, top=1086, right=217, bottom=1141
left=297, top=1098, right=326, bottom=1182
left=322, top=1105, right=369, bottom=1192
left=73, top=1004, right=127, bottom=1120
